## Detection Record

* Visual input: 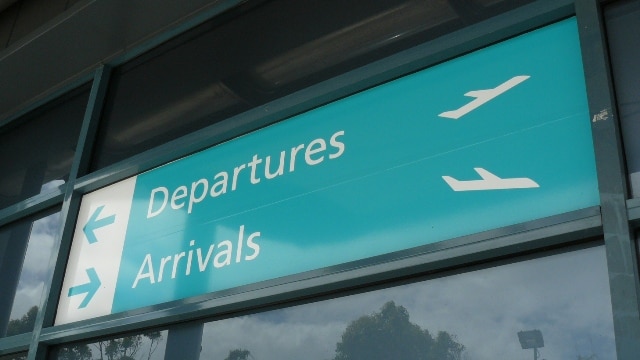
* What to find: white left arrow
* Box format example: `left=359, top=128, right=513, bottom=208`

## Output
left=439, top=75, right=530, bottom=119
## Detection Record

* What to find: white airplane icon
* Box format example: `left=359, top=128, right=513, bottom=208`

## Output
left=439, top=75, right=530, bottom=119
left=443, top=167, right=539, bottom=191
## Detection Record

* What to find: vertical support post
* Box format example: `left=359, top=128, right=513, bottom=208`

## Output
left=575, top=0, right=640, bottom=358
left=164, top=323, right=204, bottom=360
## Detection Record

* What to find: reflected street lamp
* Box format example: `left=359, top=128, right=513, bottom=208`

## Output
left=518, top=329, right=544, bottom=360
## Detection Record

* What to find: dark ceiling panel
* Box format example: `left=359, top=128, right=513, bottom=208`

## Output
left=0, top=0, right=242, bottom=123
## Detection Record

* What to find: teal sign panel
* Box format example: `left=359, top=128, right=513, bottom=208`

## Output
left=56, top=18, right=598, bottom=323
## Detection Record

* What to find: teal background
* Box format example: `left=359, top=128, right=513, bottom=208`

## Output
left=112, top=18, right=598, bottom=313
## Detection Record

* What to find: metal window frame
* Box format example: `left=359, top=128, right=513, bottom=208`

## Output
left=576, top=1, right=640, bottom=358
left=0, top=0, right=638, bottom=359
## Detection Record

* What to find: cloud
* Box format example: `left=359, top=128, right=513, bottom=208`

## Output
left=9, top=282, right=44, bottom=321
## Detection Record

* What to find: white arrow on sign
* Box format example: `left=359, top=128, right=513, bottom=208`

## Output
left=55, top=177, right=137, bottom=325
left=439, top=75, right=530, bottom=119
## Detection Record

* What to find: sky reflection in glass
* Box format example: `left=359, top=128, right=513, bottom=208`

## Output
left=202, top=245, right=615, bottom=360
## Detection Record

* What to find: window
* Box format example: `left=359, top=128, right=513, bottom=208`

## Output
left=0, top=210, right=61, bottom=337
left=0, top=85, right=90, bottom=209
left=51, top=329, right=168, bottom=360
left=605, top=0, right=640, bottom=197
left=0, top=353, right=26, bottom=360
left=91, top=0, right=534, bottom=170
left=197, top=245, right=615, bottom=360
left=53, top=245, right=615, bottom=359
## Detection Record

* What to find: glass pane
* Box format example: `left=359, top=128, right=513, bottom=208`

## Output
left=0, top=210, right=61, bottom=337
left=605, top=0, right=640, bottom=197
left=0, top=353, right=26, bottom=360
left=200, top=245, right=615, bottom=360
left=51, top=329, right=168, bottom=360
left=92, top=0, right=534, bottom=170
left=0, top=85, right=90, bottom=209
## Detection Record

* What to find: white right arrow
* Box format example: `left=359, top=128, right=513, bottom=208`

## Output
left=439, top=75, right=530, bottom=119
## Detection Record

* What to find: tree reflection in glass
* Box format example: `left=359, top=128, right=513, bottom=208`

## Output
left=334, top=301, right=464, bottom=360
left=52, top=331, right=167, bottom=360
left=201, top=245, right=616, bottom=360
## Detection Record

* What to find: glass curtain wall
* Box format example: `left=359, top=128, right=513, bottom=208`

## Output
left=53, top=244, right=616, bottom=360
left=91, top=0, right=534, bottom=170
left=0, top=86, right=89, bottom=209
left=0, top=85, right=89, bottom=340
